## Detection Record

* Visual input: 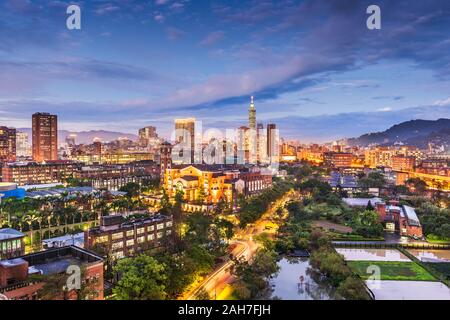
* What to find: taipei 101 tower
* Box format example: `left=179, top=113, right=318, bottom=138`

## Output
left=249, top=96, right=256, bottom=130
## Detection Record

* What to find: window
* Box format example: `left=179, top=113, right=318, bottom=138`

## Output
left=112, top=232, right=123, bottom=240
left=157, top=223, right=164, bottom=230
left=137, top=227, right=145, bottom=235
left=96, top=236, right=108, bottom=244
left=166, top=230, right=172, bottom=235
left=166, top=221, right=173, bottom=227
left=157, top=232, right=163, bottom=239
left=113, top=251, right=124, bottom=260
left=148, top=234, right=155, bottom=241
left=126, top=239, right=134, bottom=247
left=137, top=236, right=145, bottom=243
left=112, top=242, right=123, bottom=250
left=147, top=225, right=154, bottom=232
left=126, top=230, right=134, bottom=237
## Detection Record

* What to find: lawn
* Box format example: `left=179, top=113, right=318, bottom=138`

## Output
left=347, top=261, right=437, bottom=281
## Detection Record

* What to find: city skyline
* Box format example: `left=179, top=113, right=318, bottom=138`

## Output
left=1, top=0, right=450, bottom=142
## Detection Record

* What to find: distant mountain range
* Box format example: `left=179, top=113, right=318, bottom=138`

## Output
left=346, top=118, right=450, bottom=148
left=17, top=129, right=138, bottom=145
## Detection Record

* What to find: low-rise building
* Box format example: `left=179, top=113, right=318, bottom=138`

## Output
left=1, top=160, right=80, bottom=186
left=84, top=214, right=173, bottom=260
left=0, top=246, right=104, bottom=300
left=343, top=198, right=423, bottom=238
left=164, top=164, right=272, bottom=207
left=0, top=228, right=25, bottom=260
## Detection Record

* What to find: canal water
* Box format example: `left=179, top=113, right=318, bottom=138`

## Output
left=335, top=248, right=411, bottom=262
left=269, top=257, right=335, bottom=300
left=407, top=249, right=450, bottom=263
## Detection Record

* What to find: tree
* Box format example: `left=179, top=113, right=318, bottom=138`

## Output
left=351, top=210, right=383, bottom=238
left=186, top=244, right=214, bottom=275
left=119, top=182, right=141, bottom=198
left=336, top=276, right=370, bottom=300
left=366, top=200, right=374, bottom=211
left=113, top=255, right=167, bottom=300
left=195, top=288, right=211, bottom=300
left=406, top=178, right=427, bottom=195
left=358, top=172, right=386, bottom=189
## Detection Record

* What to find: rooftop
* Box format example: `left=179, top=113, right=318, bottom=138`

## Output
left=0, top=228, right=25, bottom=241
left=343, top=198, right=384, bottom=207
left=402, top=205, right=421, bottom=226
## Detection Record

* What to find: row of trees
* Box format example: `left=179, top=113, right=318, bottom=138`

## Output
left=237, top=180, right=294, bottom=227
left=308, top=232, right=370, bottom=300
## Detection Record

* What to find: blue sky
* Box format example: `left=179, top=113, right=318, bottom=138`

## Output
left=0, top=0, right=449, bottom=142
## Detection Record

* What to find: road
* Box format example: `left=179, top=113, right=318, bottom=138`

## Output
left=183, top=190, right=296, bottom=300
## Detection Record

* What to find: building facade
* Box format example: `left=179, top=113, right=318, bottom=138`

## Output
left=1, top=160, right=79, bottom=186
left=0, top=246, right=104, bottom=300
left=85, top=214, right=173, bottom=260
left=0, top=228, right=25, bottom=260
left=32, top=113, right=58, bottom=162
left=0, top=127, right=16, bottom=163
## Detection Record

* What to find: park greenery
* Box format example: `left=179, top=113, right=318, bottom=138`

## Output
left=237, top=180, right=294, bottom=227
left=230, top=248, right=280, bottom=299
left=308, top=231, right=370, bottom=300
left=348, top=260, right=436, bottom=281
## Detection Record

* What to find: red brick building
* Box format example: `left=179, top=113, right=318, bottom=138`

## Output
left=0, top=246, right=104, bottom=300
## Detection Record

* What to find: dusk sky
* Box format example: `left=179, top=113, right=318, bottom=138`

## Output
left=1, top=0, right=450, bottom=142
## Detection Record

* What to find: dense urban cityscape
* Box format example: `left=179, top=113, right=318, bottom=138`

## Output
left=1, top=95, right=449, bottom=301
left=0, top=0, right=449, bottom=307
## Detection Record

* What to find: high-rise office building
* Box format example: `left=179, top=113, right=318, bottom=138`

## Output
left=267, top=124, right=277, bottom=158
left=174, top=118, right=195, bottom=164
left=0, top=127, right=16, bottom=163
left=248, top=96, right=256, bottom=130
left=16, top=131, right=31, bottom=158
left=32, top=113, right=58, bottom=162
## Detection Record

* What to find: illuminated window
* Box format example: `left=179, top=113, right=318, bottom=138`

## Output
left=112, top=232, right=123, bottom=240
left=126, top=230, right=134, bottom=237
left=96, top=236, right=108, bottom=244
left=126, top=239, right=134, bottom=247
left=112, top=242, right=123, bottom=250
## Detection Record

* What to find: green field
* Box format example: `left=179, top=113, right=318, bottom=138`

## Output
left=347, top=261, right=437, bottom=281
left=424, top=263, right=450, bottom=279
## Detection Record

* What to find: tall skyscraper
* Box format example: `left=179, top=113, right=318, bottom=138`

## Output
left=248, top=96, right=256, bottom=130
left=0, top=127, right=16, bottom=163
left=174, top=118, right=195, bottom=164
left=16, top=131, right=31, bottom=158
left=32, top=113, right=58, bottom=162
left=267, top=124, right=277, bottom=158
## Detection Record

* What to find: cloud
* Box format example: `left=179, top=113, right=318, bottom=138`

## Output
left=433, top=97, right=450, bottom=106
left=95, top=3, right=121, bottom=15
left=155, top=0, right=170, bottom=5
left=377, top=107, right=392, bottom=112
left=166, top=27, right=186, bottom=40
left=199, top=31, right=225, bottom=47
left=154, top=13, right=165, bottom=23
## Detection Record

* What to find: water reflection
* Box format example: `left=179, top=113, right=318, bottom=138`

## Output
left=407, top=249, right=450, bottom=263
left=269, top=257, right=335, bottom=300
left=335, top=248, right=410, bottom=262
